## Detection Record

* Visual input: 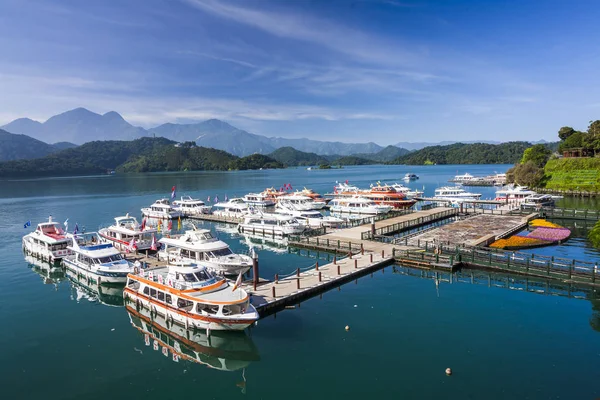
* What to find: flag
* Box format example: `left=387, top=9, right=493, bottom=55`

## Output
left=207, top=195, right=211, bottom=202
left=63, top=218, right=69, bottom=232
left=214, top=195, right=219, bottom=203
left=168, top=220, right=173, bottom=230
left=141, top=217, right=146, bottom=231
left=177, top=216, right=181, bottom=230
left=157, top=220, right=162, bottom=233
left=288, top=183, right=293, bottom=190
left=225, top=194, right=228, bottom=202
left=171, top=186, right=176, bottom=199
left=231, top=271, right=243, bottom=292
left=128, top=238, right=137, bottom=252
left=73, top=223, right=79, bottom=234
left=345, top=179, right=348, bottom=184
left=172, top=353, right=180, bottom=362
left=162, top=346, right=168, bottom=357
left=150, top=234, right=158, bottom=251
left=23, top=220, right=31, bottom=229
left=333, top=186, right=338, bottom=194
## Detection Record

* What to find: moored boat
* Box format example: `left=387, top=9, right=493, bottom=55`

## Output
left=157, top=228, right=252, bottom=276
left=334, top=181, right=360, bottom=194
left=99, top=214, right=159, bottom=252
left=275, top=208, right=344, bottom=228
left=62, top=232, right=135, bottom=284
left=403, top=173, right=419, bottom=181
left=495, top=185, right=537, bottom=201
left=362, top=184, right=417, bottom=210
left=433, top=186, right=482, bottom=202
left=243, top=193, right=276, bottom=208
left=276, top=193, right=326, bottom=211
left=212, top=198, right=251, bottom=218
left=22, top=216, right=73, bottom=264
left=123, top=262, right=259, bottom=331
left=173, top=196, right=212, bottom=216
left=238, top=214, right=306, bottom=236
left=390, top=183, right=424, bottom=199
left=328, top=196, right=393, bottom=214
left=521, top=194, right=555, bottom=208
left=142, top=199, right=183, bottom=219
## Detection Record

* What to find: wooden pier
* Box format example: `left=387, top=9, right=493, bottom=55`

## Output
left=241, top=250, right=395, bottom=316
left=186, top=213, right=243, bottom=224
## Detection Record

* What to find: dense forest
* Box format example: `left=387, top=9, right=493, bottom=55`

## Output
left=0, top=129, right=75, bottom=161
left=268, top=147, right=329, bottom=166
left=391, top=142, right=533, bottom=165
left=557, top=121, right=600, bottom=153
left=0, top=138, right=283, bottom=178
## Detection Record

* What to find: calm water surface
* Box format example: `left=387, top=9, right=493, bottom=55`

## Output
left=2, top=165, right=600, bottom=399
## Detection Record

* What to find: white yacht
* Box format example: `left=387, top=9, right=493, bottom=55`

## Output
left=495, top=185, right=537, bottom=201
left=390, top=183, right=424, bottom=199
left=141, top=199, right=183, bottom=219
left=521, top=194, right=555, bottom=208
left=275, top=208, right=344, bottom=228
left=239, top=214, right=306, bottom=236
left=334, top=181, right=360, bottom=193
left=62, top=232, right=135, bottom=284
left=403, top=173, right=419, bottom=181
left=433, top=187, right=482, bottom=202
left=276, top=193, right=326, bottom=211
left=243, top=193, right=275, bottom=208
left=158, top=228, right=252, bottom=276
left=173, top=196, right=211, bottom=216
left=22, top=216, right=73, bottom=264
left=99, top=214, right=158, bottom=252
left=124, top=262, right=259, bottom=331
left=328, top=196, right=393, bottom=214
left=450, top=172, right=476, bottom=183
left=212, top=198, right=251, bottom=218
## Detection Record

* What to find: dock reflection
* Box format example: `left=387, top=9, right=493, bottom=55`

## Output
left=126, top=305, right=260, bottom=373
left=65, top=268, right=125, bottom=307
left=26, top=255, right=65, bottom=287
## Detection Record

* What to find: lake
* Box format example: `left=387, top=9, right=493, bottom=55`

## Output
left=2, top=164, right=600, bottom=399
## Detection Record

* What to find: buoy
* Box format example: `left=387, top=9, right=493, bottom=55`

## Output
left=445, top=368, right=452, bottom=376
left=345, top=325, right=350, bottom=331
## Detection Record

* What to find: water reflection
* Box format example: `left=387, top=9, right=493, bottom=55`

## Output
left=214, top=223, right=289, bottom=254
left=126, top=305, right=260, bottom=374
left=65, top=268, right=125, bottom=307
left=26, top=255, right=65, bottom=287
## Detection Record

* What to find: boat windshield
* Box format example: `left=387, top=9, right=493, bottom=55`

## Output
left=180, top=270, right=214, bottom=282
left=209, top=248, right=233, bottom=257
left=94, top=254, right=123, bottom=264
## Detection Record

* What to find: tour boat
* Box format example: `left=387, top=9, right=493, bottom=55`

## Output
left=450, top=172, right=476, bottom=183
left=328, top=196, right=393, bottom=214
left=390, top=183, right=424, bottom=199
left=243, top=193, right=276, bottom=208
left=212, top=198, right=251, bottom=218
left=238, top=214, right=306, bottom=236
left=99, top=214, right=159, bottom=252
left=403, top=173, right=419, bottom=181
left=275, top=208, right=344, bottom=228
left=433, top=187, right=482, bottom=202
left=123, top=262, right=259, bottom=331
left=62, top=232, right=135, bottom=284
left=495, top=185, right=537, bottom=201
left=276, top=193, right=326, bottom=211
left=334, top=181, right=360, bottom=193
left=157, top=228, right=252, bottom=276
left=261, top=187, right=288, bottom=202
left=22, top=216, right=73, bottom=264
left=361, top=184, right=417, bottom=210
left=126, top=306, right=259, bottom=371
left=141, top=199, right=183, bottom=219
left=521, top=194, right=555, bottom=208
left=173, top=196, right=212, bottom=216
left=296, top=187, right=330, bottom=204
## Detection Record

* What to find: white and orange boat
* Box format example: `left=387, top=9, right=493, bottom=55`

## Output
left=334, top=184, right=416, bottom=210
left=124, top=262, right=259, bottom=331
left=296, top=187, right=330, bottom=204
left=99, top=214, right=158, bottom=253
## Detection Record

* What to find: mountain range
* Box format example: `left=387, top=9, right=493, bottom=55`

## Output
left=0, top=129, right=76, bottom=161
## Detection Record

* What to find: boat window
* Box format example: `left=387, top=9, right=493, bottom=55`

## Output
left=222, top=304, right=243, bottom=315
left=197, top=303, right=218, bottom=314
left=150, top=288, right=157, bottom=298
left=177, top=298, right=194, bottom=311
left=97, top=254, right=123, bottom=263
left=194, top=270, right=212, bottom=281
left=157, top=291, right=165, bottom=302
left=143, top=286, right=150, bottom=295
left=166, top=294, right=172, bottom=304
left=182, top=273, right=197, bottom=282
left=209, top=248, right=233, bottom=257
left=127, top=279, right=140, bottom=289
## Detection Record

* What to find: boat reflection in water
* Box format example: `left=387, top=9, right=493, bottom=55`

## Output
left=126, top=304, right=260, bottom=374
left=26, top=255, right=66, bottom=287
left=65, top=267, right=124, bottom=307
left=214, top=222, right=289, bottom=254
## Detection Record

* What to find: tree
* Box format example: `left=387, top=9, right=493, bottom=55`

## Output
left=558, top=126, right=576, bottom=141
left=513, top=161, right=544, bottom=187
left=558, top=131, right=585, bottom=152
left=521, top=144, right=551, bottom=168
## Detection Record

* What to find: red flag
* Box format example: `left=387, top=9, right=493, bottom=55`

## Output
left=140, top=218, right=146, bottom=231
left=150, top=234, right=157, bottom=251
left=168, top=220, right=173, bottom=230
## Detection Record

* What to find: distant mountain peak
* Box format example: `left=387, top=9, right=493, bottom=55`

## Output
left=102, top=111, right=125, bottom=120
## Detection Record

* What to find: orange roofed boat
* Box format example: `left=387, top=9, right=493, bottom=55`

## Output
left=336, top=184, right=416, bottom=210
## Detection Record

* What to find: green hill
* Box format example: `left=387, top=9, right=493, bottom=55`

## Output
left=334, top=156, right=374, bottom=165
left=392, top=142, right=531, bottom=165
left=354, top=145, right=410, bottom=162
left=0, top=129, right=65, bottom=161
left=0, top=138, right=283, bottom=178
left=543, top=158, right=600, bottom=191
left=268, top=146, right=329, bottom=166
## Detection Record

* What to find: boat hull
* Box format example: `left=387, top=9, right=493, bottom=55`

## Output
left=62, top=258, right=130, bottom=284
left=22, top=237, right=71, bottom=264
left=141, top=209, right=183, bottom=219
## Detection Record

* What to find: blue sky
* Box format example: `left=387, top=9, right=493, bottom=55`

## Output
left=0, top=0, right=599, bottom=144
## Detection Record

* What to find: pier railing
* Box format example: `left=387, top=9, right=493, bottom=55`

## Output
left=411, top=240, right=598, bottom=284
left=361, top=208, right=459, bottom=240
left=288, top=235, right=364, bottom=254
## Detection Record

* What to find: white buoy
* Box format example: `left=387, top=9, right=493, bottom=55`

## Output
left=445, top=368, right=452, bottom=376
left=345, top=325, right=350, bottom=331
